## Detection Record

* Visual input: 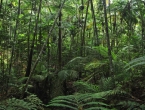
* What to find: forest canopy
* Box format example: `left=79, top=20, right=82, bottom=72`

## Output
left=0, top=0, right=145, bottom=110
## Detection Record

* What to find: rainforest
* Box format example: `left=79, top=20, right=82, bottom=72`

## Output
left=0, top=0, right=145, bottom=110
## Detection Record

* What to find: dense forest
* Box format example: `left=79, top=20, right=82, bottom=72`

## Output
left=0, top=0, right=145, bottom=109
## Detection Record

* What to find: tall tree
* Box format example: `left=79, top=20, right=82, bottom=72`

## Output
left=58, top=1, right=62, bottom=70
left=25, top=0, right=42, bottom=77
left=103, top=0, right=113, bottom=75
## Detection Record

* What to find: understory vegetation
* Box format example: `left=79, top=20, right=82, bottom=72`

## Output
left=0, top=0, right=145, bottom=110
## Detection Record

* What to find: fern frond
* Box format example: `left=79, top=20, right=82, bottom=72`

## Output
left=48, top=103, right=77, bottom=110
left=58, top=70, right=78, bottom=81
left=85, top=46, right=109, bottom=59
left=0, top=98, right=37, bottom=110
left=48, top=92, right=112, bottom=110
left=24, top=94, right=43, bottom=109
left=99, top=77, right=115, bottom=91
left=32, top=75, right=46, bottom=82
left=84, top=107, right=111, bottom=110
left=73, top=81, right=100, bottom=93
left=18, top=77, right=28, bottom=84
left=91, top=90, right=112, bottom=99
left=85, top=60, right=107, bottom=71
left=66, top=57, right=86, bottom=70
left=124, top=56, right=145, bottom=71
left=117, top=101, right=145, bottom=109
left=83, top=101, right=110, bottom=107
left=48, top=94, right=80, bottom=109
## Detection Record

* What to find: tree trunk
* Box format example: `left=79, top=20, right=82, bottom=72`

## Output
left=103, top=0, right=113, bottom=75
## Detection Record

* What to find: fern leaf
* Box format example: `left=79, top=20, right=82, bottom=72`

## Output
left=85, top=60, right=106, bottom=70
left=0, top=98, right=37, bottom=110
left=73, top=81, right=100, bottom=93
left=58, top=70, right=78, bottom=81
left=124, top=56, right=145, bottom=69
left=32, top=75, right=46, bottom=82
left=49, top=99, right=77, bottom=106
left=48, top=95, right=78, bottom=110
left=84, top=107, right=111, bottom=110
left=66, top=57, right=86, bottom=70
left=83, top=101, right=110, bottom=107
left=91, top=90, right=112, bottom=99
left=99, top=77, right=115, bottom=91
left=117, top=101, right=144, bottom=109
left=48, top=103, right=77, bottom=110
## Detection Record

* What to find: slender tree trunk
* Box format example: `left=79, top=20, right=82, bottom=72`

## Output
left=103, top=0, right=113, bottom=75
left=58, top=3, right=62, bottom=70
left=25, top=0, right=42, bottom=77
left=21, top=0, right=66, bottom=97
left=80, top=0, right=84, bottom=56
left=27, top=3, right=33, bottom=62
left=7, top=0, right=21, bottom=95
left=90, top=0, right=99, bottom=46
left=0, top=0, right=3, bottom=13
left=81, top=0, right=89, bottom=56
left=8, top=0, right=20, bottom=76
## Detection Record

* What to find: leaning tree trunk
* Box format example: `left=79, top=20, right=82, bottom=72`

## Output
left=21, top=0, right=66, bottom=98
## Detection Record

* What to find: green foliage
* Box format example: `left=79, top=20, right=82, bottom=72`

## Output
left=48, top=78, right=130, bottom=110
left=32, top=75, right=46, bottom=82
left=0, top=94, right=44, bottom=110
left=117, top=101, right=145, bottom=110
left=58, top=70, right=78, bottom=81
left=125, top=56, right=145, bottom=71
left=24, top=94, right=44, bottom=110
left=85, top=59, right=106, bottom=71
left=0, top=98, right=37, bottom=110
left=48, top=93, right=111, bottom=110
left=0, top=0, right=145, bottom=110
left=66, top=57, right=86, bottom=70
left=99, top=77, right=115, bottom=91
left=85, top=46, right=116, bottom=59
left=73, top=81, right=100, bottom=93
